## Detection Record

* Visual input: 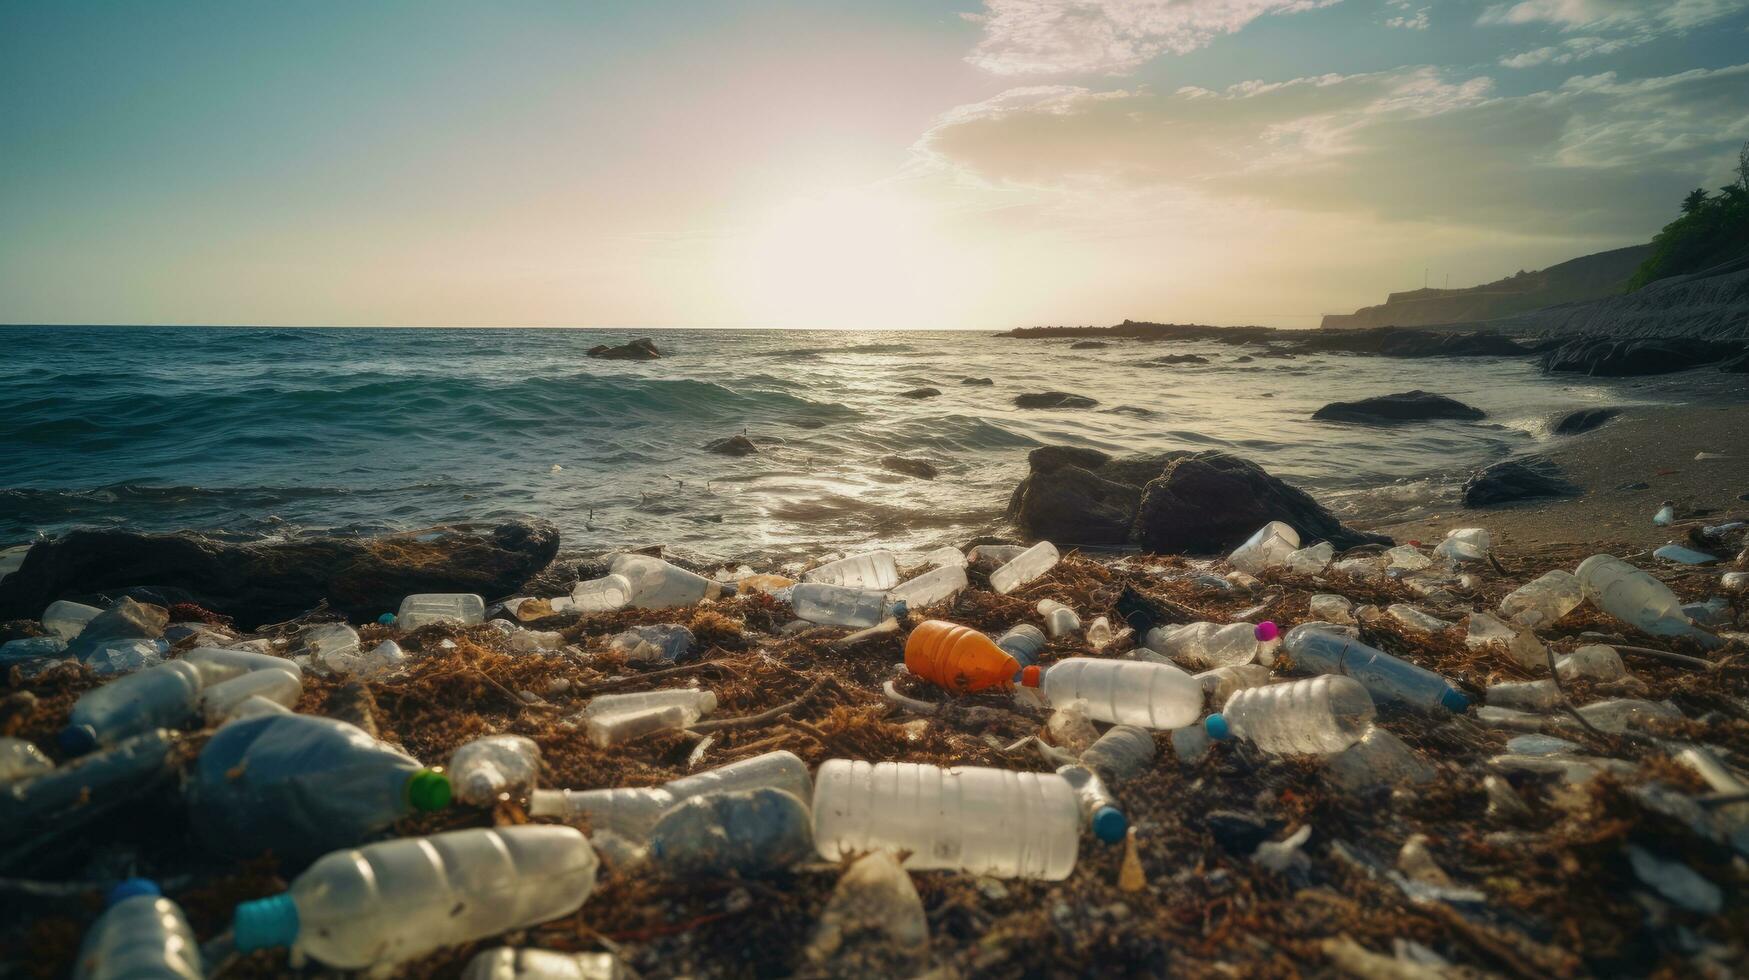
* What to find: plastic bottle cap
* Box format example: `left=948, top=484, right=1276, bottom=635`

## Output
left=1440, top=688, right=1471, bottom=713
left=1204, top=713, right=1231, bottom=741
left=1253, top=621, right=1280, bottom=643
left=378, top=613, right=397, bottom=625
left=233, top=893, right=300, bottom=952
left=407, top=769, right=453, bottom=811
left=1019, top=665, right=1042, bottom=688
left=58, top=724, right=98, bottom=756
left=106, top=878, right=161, bottom=906
left=1091, top=806, right=1128, bottom=844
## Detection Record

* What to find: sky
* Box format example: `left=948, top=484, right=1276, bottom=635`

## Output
left=2, top=1, right=1747, bottom=330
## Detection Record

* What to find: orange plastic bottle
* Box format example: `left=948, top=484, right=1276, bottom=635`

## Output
left=905, top=620, right=1021, bottom=693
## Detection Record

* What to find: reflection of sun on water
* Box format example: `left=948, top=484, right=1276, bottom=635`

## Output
left=728, top=188, right=976, bottom=329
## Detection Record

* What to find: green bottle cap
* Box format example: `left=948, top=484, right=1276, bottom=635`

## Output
left=407, top=768, right=452, bottom=812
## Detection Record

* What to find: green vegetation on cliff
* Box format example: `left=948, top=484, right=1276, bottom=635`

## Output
left=1627, top=142, right=1749, bottom=290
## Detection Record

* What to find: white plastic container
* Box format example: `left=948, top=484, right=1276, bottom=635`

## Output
left=182, top=646, right=302, bottom=681
left=1228, top=522, right=1299, bottom=574
left=611, top=555, right=725, bottom=609
left=1206, top=675, right=1375, bottom=755
left=43, top=600, right=103, bottom=642
left=582, top=689, right=718, bottom=721
left=803, top=550, right=900, bottom=591
left=232, top=826, right=598, bottom=970
left=587, top=704, right=693, bottom=747
left=812, top=759, right=1080, bottom=879
left=989, top=541, right=1059, bottom=595
left=61, top=660, right=216, bottom=753
left=1037, top=599, right=1081, bottom=637
left=1029, top=658, right=1202, bottom=729
left=1576, top=554, right=1720, bottom=647
left=451, top=735, right=542, bottom=805
left=462, top=947, right=628, bottom=980
left=792, top=582, right=898, bottom=628
left=571, top=573, right=635, bottom=613
left=74, top=879, right=202, bottom=980
left=397, top=594, right=486, bottom=630
left=201, top=669, right=303, bottom=724
left=886, top=564, right=967, bottom=609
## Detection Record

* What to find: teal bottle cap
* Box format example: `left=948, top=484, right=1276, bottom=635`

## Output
left=1091, top=806, right=1128, bottom=844
left=106, top=878, right=160, bottom=906
left=233, top=893, right=299, bottom=952
left=1204, top=713, right=1231, bottom=741
left=1440, top=688, right=1470, bottom=713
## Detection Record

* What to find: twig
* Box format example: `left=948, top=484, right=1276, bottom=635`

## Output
left=1545, top=643, right=1607, bottom=739
left=471, top=667, right=547, bottom=712
left=883, top=678, right=940, bottom=715
left=1611, top=644, right=1713, bottom=671
left=690, top=682, right=824, bottom=733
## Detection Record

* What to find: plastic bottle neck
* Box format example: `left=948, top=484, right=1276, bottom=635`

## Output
left=233, top=893, right=299, bottom=951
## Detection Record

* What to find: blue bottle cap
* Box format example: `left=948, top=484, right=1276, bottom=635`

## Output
left=105, top=878, right=161, bottom=906
left=233, top=893, right=300, bottom=952
left=1091, top=806, right=1128, bottom=844
left=377, top=613, right=397, bottom=625
left=58, top=724, right=98, bottom=755
left=1204, top=713, right=1231, bottom=741
left=1440, top=688, right=1471, bottom=713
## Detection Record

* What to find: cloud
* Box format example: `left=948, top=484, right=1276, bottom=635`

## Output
left=1484, top=1, right=1749, bottom=66
left=964, top=0, right=1343, bottom=75
left=1497, top=34, right=1636, bottom=67
left=918, top=63, right=1749, bottom=236
left=1384, top=1, right=1430, bottom=30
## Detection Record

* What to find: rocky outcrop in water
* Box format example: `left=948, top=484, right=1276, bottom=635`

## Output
left=705, top=435, right=758, bottom=456
left=1311, top=391, right=1486, bottom=425
left=1006, top=447, right=1388, bottom=552
left=587, top=338, right=661, bottom=360
left=880, top=456, right=938, bottom=480
left=1552, top=408, right=1619, bottom=435
left=1014, top=392, right=1098, bottom=409
left=899, top=387, right=941, bottom=399
left=0, top=519, right=561, bottom=629
left=1462, top=456, right=1580, bottom=507
left=1539, top=336, right=1744, bottom=376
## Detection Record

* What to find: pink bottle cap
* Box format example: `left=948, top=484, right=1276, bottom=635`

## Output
left=1253, top=621, right=1280, bottom=642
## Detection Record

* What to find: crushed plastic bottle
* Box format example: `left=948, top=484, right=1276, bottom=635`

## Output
left=1079, top=725, right=1155, bottom=782
left=188, top=713, right=451, bottom=861
left=1284, top=542, right=1333, bottom=575
left=1195, top=663, right=1273, bottom=707
left=571, top=573, right=635, bottom=613
left=1037, top=599, right=1081, bottom=637
left=805, top=851, right=929, bottom=978
left=60, top=660, right=218, bottom=753
left=1282, top=624, right=1469, bottom=712
left=1434, top=528, right=1491, bottom=563
left=452, top=734, right=542, bottom=804
left=1023, top=658, right=1203, bottom=729
left=1653, top=543, right=1718, bottom=565
left=232, top=826, right=598, bottom=970
left=611, top=555, right=730, bottom=610
left=43, top=600, right=103, bottom=642
left=0, top=736, right=53, bottom=784
left=905, top=620, right=1019, bottom=692
left=649, top=786, right=814, bottom=876
left=200, top=668, right=302, bottom=724
left=1147, top=621, right=1274, bottom=668
left=82, top=638, right=170, bottom=675
left=183, top=645, right=301, bottom=681
left=1308, top=594, right=1356, bottom=624
left=886, top=564, right=968, bottom=609
left=462, top=947, right=630, bottom=980
left=608, top=624, right=695, bottom=664
left=1498, top=570, right=1583, bottom=628
left=1387, top=604, right=1452, bottom=633
left=74, top=879, right=202, bottom=980
left=1206, top=675, right=1375, bottom=755
left=803, top=550, right=900, bottom=591
left=301, top=622, right=361, bottom=668
left=0, top=635, right=68, bottom=662
left=1385, top=545, right=1433, bottom=571
left=1046, top=699, right=1099, bottom=753
left=792, top=582, right=903, bottom=629
left=1576, top=554, right=1722, bottom=648
left=995, top=623, right=1046, bottom=667
left=1085, top=615, right=1114, bottom=649
left=1056, top=764, right=1127, bottom=843
left=1228, top=521, right=1299, bottom=574
left=397, top=593, right=486, bottom=630
left=529, top=751, right=810, bottom=842
left=989, top=541, right=1059, bottom=594
left=812, top=759, right=1080, bottom=879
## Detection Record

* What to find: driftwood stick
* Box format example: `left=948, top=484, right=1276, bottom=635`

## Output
left=689, top=682, right=824, bottom=733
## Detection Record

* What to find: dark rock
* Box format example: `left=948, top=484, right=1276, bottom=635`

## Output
left=1145, top=354, right=1209, bottom=365
left=1462, top=456, right=1581, bottom=507
left=1540, top=337, right=1742, bottom=376
left=1720, top=353, right=1749, bottom=373
left=1616, top=482, right=1651, bottom=492
left=961, top=377, right=994, bottom=386
left=880, top=456, right=938, bottom=480
left=1553, top=407, right=1620, bottom=435
left=1206, top=810, right=1283, bottom=856
left=1131, top=452, right=1390, bottom=553
left=0, top=519, right=561, bottom=630
left=1233, top=355, right=1254, bottom=363
left=1311, top=390, right=1486, bottom=425
left=1014, top=391, right=1099, bottom=409
left=898, top=387, right=941, bottom=399
left=1010, top=464, right=1148, bottom=545
left=704, top=435, right=758, bottom=457
left=1295, top=328, right=1529, bottom=358
left=69, top=597, right=167, bottom=656
left=1028, top=446, right=1112, bottom=474
left=586, top=337, right=661, bottom=360
left=1070, top=341, right=1108, bottom=349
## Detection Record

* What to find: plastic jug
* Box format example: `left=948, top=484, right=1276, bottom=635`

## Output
left=904, top=620, right=1020, bottom=693
left=233, top=826, right=598, bottom=970
left=74, top=879, right=201, bottom=980
left=812, top=760, right=1079, bottom=879
left=1206, top=675, right=1376, bottom=754
left=1023, top=658, right=1202, bottom=729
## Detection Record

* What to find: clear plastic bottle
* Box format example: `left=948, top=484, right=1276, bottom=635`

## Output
left=989, top=541, right=1059, bottom=595
left=920, top=545, right=968, bottom=568
left=1147, top=622, right=1269, bottom=668
left=1, top=731, right=179, bottom=839
left=232, top=826, right=599, bottom=970
left=60, top=660, right=217, bottom=753
left=188, top=713, right=451, bottom=861
left=1498, top=570, right=1583, bottom=628
left=1055, top=764, right=1127, bottom=843
left=528, top=751, right=811, bottom=841
left=571, top=573, right=634, bottom=613
left=451, top=734, right=542, bottom=805
left=995, top=624, right=1047, bottom=667
left=1282, top=624, right=1470, bottom=712
left=1024, top=658, right=1203, bottom=729
left=812, top=759, right=1080, bottom=879
left=301, top=622, right=361, bottom=665
left=1195, top=663, right=1273, bottom=707
left=463, top=947, right=629, bottom=980
left=586, top=704, right=693, bottom=747
left=610, top=555, right=726, bottom=609
left=648, top=787, right=815, bottom=876
left=74, top=879, right=202, bottom=980
left=886, top=564, right=967, bottom=609
left=200, top=668, right=303, bottom=724
left=1434, top=528, right=1491, bottom=563
left=582, top=688, right=718, bottom=720
left=1079, top=725, right=1155, bottom=782
left=1228, top=521, right=1299, bottom=574
left=43, top=600, right=103, bottom=642
left=1284, top=542, right=1333, bottom=575
left=183, top=645, right=303, bottom=681
left=1037, top=599, right=1081, bottom=637
left=1205, top=675, right=1375, bottom=755
left=1576, top=554, right=1721, bottom=647
left=397, top=594, right=486, bottom=630
left=802, top=550, right=900, bottom=591
left=792, top=582, right=903, bottom=628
